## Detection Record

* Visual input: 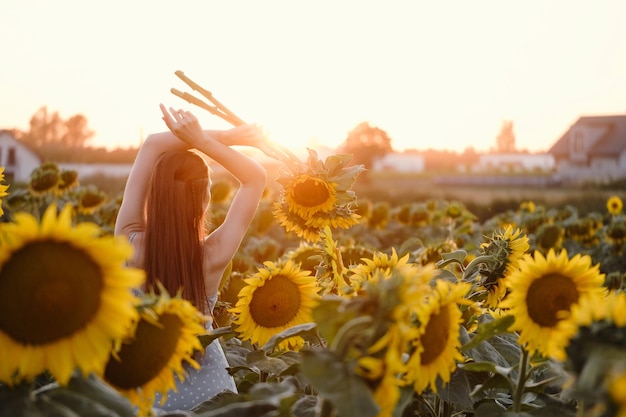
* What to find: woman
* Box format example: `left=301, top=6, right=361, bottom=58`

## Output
left=115, top=104, right=272, bottom=411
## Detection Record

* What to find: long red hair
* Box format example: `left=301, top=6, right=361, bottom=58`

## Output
left=144, top=150, right=210, bottom=314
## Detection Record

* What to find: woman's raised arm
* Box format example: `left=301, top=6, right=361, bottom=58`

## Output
left=159, top=105, right=268, bottom=273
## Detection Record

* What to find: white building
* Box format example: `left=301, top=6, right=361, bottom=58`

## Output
left=372, top=152, right=425, bottom=173
left=475, top=153, right=555, bottom=173
left=0, top=130, right=42, bottom=182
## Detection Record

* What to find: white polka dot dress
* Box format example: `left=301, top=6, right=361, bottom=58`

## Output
left=153, top=293, right=237, bottom=412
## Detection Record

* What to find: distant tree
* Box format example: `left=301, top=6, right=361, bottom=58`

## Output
left=15, top=106, right=97, bottom=161
left=495, top=120, right=516, bottom=153
left=62, top=114, right=94, bottom=148
left=20, top=106, right=65, bottom=149
left=339, top=122, right=393, bottom=180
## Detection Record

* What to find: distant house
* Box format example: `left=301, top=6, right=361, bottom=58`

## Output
left=0, top=130, right=41, bottom=183
left=372, top=152, right=425, bottom=173
left=474, top=153, right=555, bottom=173
left=548, top=115, right=626, bottom=183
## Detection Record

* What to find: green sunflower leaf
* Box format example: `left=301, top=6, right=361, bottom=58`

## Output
left=300, top=348, right=379, bottom=417
left=260, top=323, right=318, bottom=354
left=461, top=314, right=515, bottom=352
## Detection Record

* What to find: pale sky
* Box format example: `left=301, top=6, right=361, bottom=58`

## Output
left=1, top=1, right=626, bottom=153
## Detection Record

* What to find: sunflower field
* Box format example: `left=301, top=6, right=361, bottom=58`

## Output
left=0, top=153, right=625, bottom=417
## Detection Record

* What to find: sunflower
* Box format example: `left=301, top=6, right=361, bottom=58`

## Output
left=357, top=266, right=437, bottom=414
left=76, top=185, right=107, bottom=215
left=414, top=240, right=459, bottom=266
left=369, top=201, right=390, bottom=229
left=273, top=149, right=364, bottom=242
left=478, top=225, right=529, bottom=309
left=500, top=249, right=605, bottom=360
left=404, top=280, right=472, bottom=394
left=0, top=167, right=9, bottom=216
left=0, top=204, right=144, bottom=386
left=57, top=169, right=79, bottom=195
left=282, top=173, right=338, bottom=218
left=230, top=260, right=319, bottom=350
left=29, top=165, right=60, bottom=196
left=348, top=248, right=424, bottom=295
left=285, top=242, right=322, bottom=274
left=520, top=201, right=536, bottom=213
left=607, top=195, right=624, bottom=215
left=316, top=226, right=351, bottom=296
left=273, top=200, right=360, bottom=242
left=533, top=223, right=564, bottom=254
left=104, top=289, right=207, bottom=416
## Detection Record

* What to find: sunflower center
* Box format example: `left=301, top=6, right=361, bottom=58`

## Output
left=420, top=306, right=451, bottom=365
left=293, top=179, right=330, bottom=208
left=526, top=273, right=579, bottom=327
left=0, top=241, right=103, bottom=345
left=248, top=275, right=301, bottom=328
left=104, top=313, right=183, bottom=389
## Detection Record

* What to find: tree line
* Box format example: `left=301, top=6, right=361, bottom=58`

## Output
left=8, top=106, right=500, bottom=170
left=9, top=106, right=138, bottom=163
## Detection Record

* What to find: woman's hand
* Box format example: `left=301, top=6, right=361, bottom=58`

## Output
left=160, top=104, right=210, bottom=147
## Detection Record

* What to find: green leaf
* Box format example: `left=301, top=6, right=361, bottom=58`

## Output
left=290, top=395, right=318, bottom=417
left=0, top=391, right=45, bottom=417
left=300, top=348, right=379, bottom=417
left=463, top=255, right=499, bottom=280
left=462, top=315, right=515, bottom=352
left=459, top=361, right=512, bottom=376
left=436, top=250, right=468, bottom=268
left=199, top=327, right=238, bottom=348
left=260, top=323, right=318, bottom=353
left=436, top=368, right=475, bottom=411
left=64, top=374, right=135, bottom=417
left=39, top=389, right=120, bottom=417
left=312, top=298, right=352, bottom=345
left=245, top=350, right=290, bottom=376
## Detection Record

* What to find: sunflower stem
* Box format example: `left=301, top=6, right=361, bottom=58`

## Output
left=512, top=348, right=529, bottom=413
left=316, top=397, right=334, bottom=417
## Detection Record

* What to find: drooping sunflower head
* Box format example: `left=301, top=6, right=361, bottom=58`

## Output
left=369, top=201, right=390, bottom=229
left=57, top=169, right=79, bottom=194
left=230, top=260, right=320, bottom=350
left=607, top=195, right=624, bottom=216
left=29, top=165, right=60, bottom=196
left=500, top=249, right=606, bottom=360
left=533, top=223, right=564, bottom=254
left=348, top=248, right=414, bottom=294
left=104, top=288, right=207, bottom=416
left=0, top=167, right=9, bottom=216
left=565, top=217, right=602, bottom=245
left=405, top=280, right=472, bottom=394
left=285, top=242, right=321, bottom=275
left=0, top=204, right=144, bottom=386
left=316, top=226, right=351, bottom=296
left=606, top=217, right=626, bottom=246
left=520, top=200, right=536, bottom=213
left=414, top=240, right=459, bottom=266
left=478, top=225, right=529, bottom=308
left=480, top=225, right=529, bottom=274
left=76, top=185, right=107, bottom=215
